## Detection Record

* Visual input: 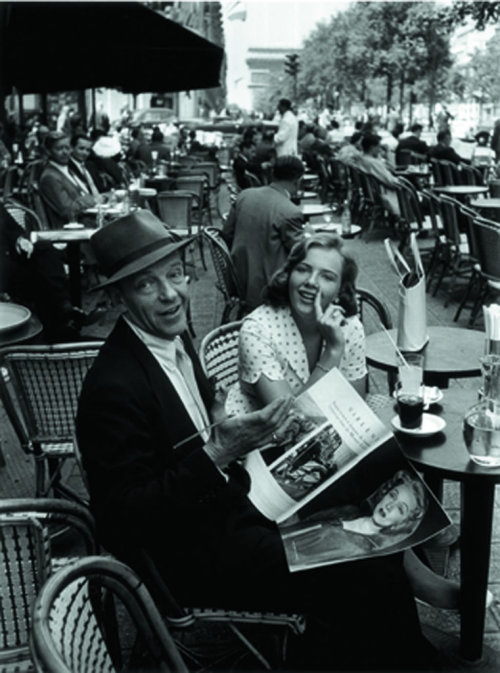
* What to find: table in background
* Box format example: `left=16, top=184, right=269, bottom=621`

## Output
left=373, top=387, right=500, bottom=662
left=365, top=326, right=484, bottom=388
left=433, top=185, right=489, bottom=203
left=309, top=221, right=362, bottom=239
left=0, top=313, right=43, bottom=347
left=31, top=228, right=95, bottom=307
left=470, top=198, right=500, bottom=223
left=300, top=203, right=334, bottom=221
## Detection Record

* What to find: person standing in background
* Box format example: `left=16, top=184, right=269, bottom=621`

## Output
left=274, top=99, right=298, bottom=157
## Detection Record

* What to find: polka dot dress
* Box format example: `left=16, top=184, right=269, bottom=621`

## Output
left=225, top=304, right=367, bottom=417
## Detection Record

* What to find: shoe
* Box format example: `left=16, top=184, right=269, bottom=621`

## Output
left=416, top=589, right=494, bottom=611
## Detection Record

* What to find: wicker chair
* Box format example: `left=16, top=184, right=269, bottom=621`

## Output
left=0, top=498, right=96, bottom=673
left=0, top=342, right=103, bottom=500
left=4, top=199, right=45, bottom=234
left=29, top=556, right=188, bottom=673
left=201, top=227, right=247, bottom=324
left=198, top=320, right=242, bottom=393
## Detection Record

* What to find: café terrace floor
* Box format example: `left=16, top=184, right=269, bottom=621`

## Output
left=1, top=190, right=499, bottom=671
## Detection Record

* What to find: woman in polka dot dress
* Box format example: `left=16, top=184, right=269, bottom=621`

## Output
left=225, top=233, right=367, bottom=417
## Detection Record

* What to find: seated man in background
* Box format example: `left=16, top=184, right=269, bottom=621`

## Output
left=0, top=203, right=101, bottom=340
left=39, top=131, right=100, bottom=227
left=69, top=133, right=102, bottom=195
left=429, top=130, right=470, bottom=165
left=395, top=123, right=429, bottom=166
left=358, top=133, right=401, bottom=217
left=77, top=209, right=438, bottom=672
left=223, top=155, right=305, bottom=311
left=336, top=131, right=363, bottom=167
left=232, top=140, right=261, bottom=189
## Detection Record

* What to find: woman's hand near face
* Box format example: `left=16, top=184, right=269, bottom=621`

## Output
left=314, top=291, right=345, bottom=357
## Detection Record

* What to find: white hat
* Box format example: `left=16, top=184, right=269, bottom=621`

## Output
left=92, top=135, right=122, bottom=158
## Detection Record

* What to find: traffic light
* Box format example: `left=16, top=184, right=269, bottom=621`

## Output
left=284, top=53, right=300, bottom=77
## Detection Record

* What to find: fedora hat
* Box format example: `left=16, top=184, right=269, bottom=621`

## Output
left=90, top=209, right=192, bottom=289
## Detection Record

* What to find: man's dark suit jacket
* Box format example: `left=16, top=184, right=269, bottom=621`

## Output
left=429, top=144, right=465, bottom=165
left=395, top=135, right=429, bottom=164
left=76, top=317, right=281, bottom=605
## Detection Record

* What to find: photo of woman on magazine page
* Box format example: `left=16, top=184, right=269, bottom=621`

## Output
left=281, top=469, right=429, bottom=570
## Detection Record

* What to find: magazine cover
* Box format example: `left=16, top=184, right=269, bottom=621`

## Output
left=244, top=368, right=451, bottom=571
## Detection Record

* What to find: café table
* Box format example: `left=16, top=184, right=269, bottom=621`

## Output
left=300, top=203, right=334, bottom=221
left=433, top=185, right=489, bottom=203
left=470, top=198, right=500, bottom=224
left=0, top=309, right=43, bottom=347
left=309, top=221, right=362, bottom=239
left=372, top=387, right=500, bottom=662
left=297, top=190, right=318, bottom=201
left=365, top=326, right=484, bottom=388
left=30, top=228, right=96, bottom=308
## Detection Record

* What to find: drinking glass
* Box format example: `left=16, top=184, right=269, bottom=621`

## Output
left=396, top=353, right=424, bottom=429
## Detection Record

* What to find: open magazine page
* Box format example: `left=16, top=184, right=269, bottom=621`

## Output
left=278, top=440, right=451, bottom=572
left=245, top=368, right=393, bottom=522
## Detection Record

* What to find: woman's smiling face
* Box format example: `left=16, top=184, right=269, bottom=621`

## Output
left=288, top=246, right=343, bottom=319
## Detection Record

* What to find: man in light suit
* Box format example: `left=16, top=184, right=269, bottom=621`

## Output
left=76, top=209, right=436, bottom=671
left=39, top=131, right=99, bottom=228
left=223, top=156, right=305, bottom=310
left=274, top=98, right=298, bottom=157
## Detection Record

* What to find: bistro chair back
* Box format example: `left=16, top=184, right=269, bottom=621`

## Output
left=192, top=161, right=220, bottom=190
left=200, top=226, right=247, bottom=324
left=460, top=164, right=484, bottom=187
left=157, top=190, right=194, bottom=236
left=473, top=216, right=500, bottom=283
left=356, top=288, right=395, bottom=393
left=0, top=342, right=102, bottom=500
left=199, top=320, right=242, bottom=393
left=0, top=498, right=96, bottom=672
left=30, top=556, right=188, bottom=673
left=4, top=199, right=44, bottom=234
left=31, top=184, right=51, bottom=230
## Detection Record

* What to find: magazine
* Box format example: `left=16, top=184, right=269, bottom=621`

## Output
left=244, top=368, right=451, bottom=572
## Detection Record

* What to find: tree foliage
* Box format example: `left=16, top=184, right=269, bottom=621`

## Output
left=450, top=1, right=500, bottom=29
left=299, top=2, right=453, bottom=113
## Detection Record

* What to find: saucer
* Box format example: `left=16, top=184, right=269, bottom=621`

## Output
left=391, top=413, right=446, bottom=437
left=63, top=222, right=84, bottom=229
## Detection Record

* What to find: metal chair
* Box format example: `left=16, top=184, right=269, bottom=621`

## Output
left=0, top=342, right=103, bottom=500
left=431, top=195, right=475, bottom=306
left=30, top=556, right=188, bottom=673
left=201, top=227, right=247, bottom=324
left=198, top=320, right=242, bottom=393
left=356, top=288, right=395, bottom=393
left=463, top=215, right=500, bottom=327
left=0, top=498, right=96, bottom=673
left=157, top=190, right=195, bottom=236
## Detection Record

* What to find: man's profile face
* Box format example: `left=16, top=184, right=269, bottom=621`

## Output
left=72, top=138, right=92, bottom=163
left=117, top=253, right=189, bottom=340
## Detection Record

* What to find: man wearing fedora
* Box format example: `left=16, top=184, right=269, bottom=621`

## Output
left=76, top=209, right=438, bottom=671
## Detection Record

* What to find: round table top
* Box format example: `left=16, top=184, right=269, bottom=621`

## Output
left=470, top=198, right=500, bottom=209
left=310, top=222, right=362, bottom=238
left=433, top=185, right=489, bottom=196
left=365, top=326, right=484, bottom=378
left=298, top=191, right=318, bottom=200
left=301, top=203, right=334, bottom=217
left=372, top=388, right=500, bottom=483
left=0, top=313, right=43, bottom=347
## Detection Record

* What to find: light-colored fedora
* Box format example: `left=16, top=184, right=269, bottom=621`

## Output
left=90, top=209, right=193, bottom=289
